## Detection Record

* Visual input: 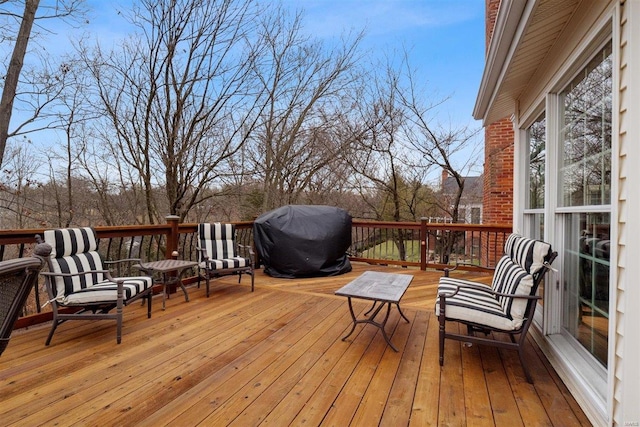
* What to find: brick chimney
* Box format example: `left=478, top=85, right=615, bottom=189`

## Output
left=482, top=0, right=513, bottom=225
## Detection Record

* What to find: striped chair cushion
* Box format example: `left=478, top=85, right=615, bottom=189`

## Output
left=504, top=233, right=552, bottom=275
left=44, top=227, right=152, bottom=304
left=61, top=277, right=153, bottom=305
left=491, top=256, right=534, bottom=320
left=436, top=257, right=534, bottom=331
left=204, top=257, right=250, bottom=270
left=45, top=227, right=98, bottom=258
left=197, top=223, right=250, bottom=270
left=198, top=223, right=237, bottom=260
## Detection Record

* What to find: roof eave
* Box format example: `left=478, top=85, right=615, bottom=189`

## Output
left=473, top=0, right=531, bottom=125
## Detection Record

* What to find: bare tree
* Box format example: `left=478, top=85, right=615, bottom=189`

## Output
left=344, top=55, right=435, bottom=222
left=340, top=55, right=439, bottom=262
left=77, top=0, right=265, bottom=223
left=0, top=139, right=43, bottom=228
left=0, top=0, right=85, bottom=167
left=400, top=92, right=482, bottom=223
left=396, top=51, right=482, bottom=261
left=246, top=7, right=364, bottom=212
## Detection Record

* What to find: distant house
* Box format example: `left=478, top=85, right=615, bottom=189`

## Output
left=475, top=1, right=639, bottom=425
left=440, top=171, right=483, bottom=224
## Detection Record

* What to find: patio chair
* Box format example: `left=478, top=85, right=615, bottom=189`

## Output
left=37, top=227, right=154, bottom=345
left=435, top=234, right=557, bottom=383
left=1, top=243, right=51, bottom=356
left=196, top=223, right=255, bottom=297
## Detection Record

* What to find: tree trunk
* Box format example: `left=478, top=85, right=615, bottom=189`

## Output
left=0, top=0, right=40, bottom=167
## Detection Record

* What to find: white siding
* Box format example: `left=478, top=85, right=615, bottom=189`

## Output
left=614, top=3, right=627, bottom=424
left=614, top=1, right=640, bottom=424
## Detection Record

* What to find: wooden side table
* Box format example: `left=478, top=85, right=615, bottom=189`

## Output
left=136, top=259, right=199, bottom=310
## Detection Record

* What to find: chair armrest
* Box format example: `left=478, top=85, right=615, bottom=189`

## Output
left=238, top=244, right=255, bottom=262
left=105, top=258, right=143, bottom=265
left=492, top=291, right=541, bottom=300
left=439, top=281, right=541, bottom=302
left=105, top=258, right=143, bottom=277
left=41, top=269, right=111, bottom=278
left=196, top=247, right=209, bottom=261
left=41, top=269, right=122, bottom=284
left=438, top=280, right=491, bottom=298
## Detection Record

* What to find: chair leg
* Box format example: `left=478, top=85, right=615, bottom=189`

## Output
left=518, top=345, right=533, bottom=384
left=45, top=321, right=59, bottom=346
left=438, top=297, right=446, bottom=366
left=116, top=308, right=123, bottom=344
left=146, top=292, right=152, bottom=318
left=250, top=270, right=254, bottom=292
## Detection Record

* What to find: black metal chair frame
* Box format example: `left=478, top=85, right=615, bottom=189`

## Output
left=0, top=243, right=51, bottom=356
left=196, top=223, right=255, bottom=297
left=36, top=231, right=153, bottom=345
left=437, top=251, right=557, bottom=383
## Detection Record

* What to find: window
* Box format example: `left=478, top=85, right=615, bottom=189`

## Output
left=558, top=41, right=612, bottom=367
left=527, top=114, right=546, bottom=211
left=471, top=207, right=481, bottom=224
left=559, top=44, right=612, bottom=208
left=524, top=114, right=547, bottom=312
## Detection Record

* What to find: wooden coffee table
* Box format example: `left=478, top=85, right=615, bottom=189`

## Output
left=335, top=271, right=413, bottom=351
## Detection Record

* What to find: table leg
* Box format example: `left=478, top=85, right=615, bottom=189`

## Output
left=378, top=302, right=399, bottom=352
left=341, top=297, right=358, bottom=342
left=396, top=303, right=410, bottom=323
left=364, top=300, right=377, bottom=316
left=175, top=268, right=190, bottom=303
left=161, top=270, right=190, bottom=310
left=341, top=298, right=400, bottom=352
left=161, top=273, right=168, bottom=310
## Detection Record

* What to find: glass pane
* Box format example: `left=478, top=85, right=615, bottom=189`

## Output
left=526, top=114, right=546, bottom=209
left=524, top=213, right=545, bottom=307
left=562, top=213, right=610, bottom=367
left=559, top=42, right=612, bottom=207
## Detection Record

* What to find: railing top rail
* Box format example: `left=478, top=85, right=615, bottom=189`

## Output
left=351, top=219, right=511, bottom=232
left=0, top=221, right=511, bottom=245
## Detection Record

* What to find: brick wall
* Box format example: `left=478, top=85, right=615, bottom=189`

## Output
left=482, top=0, right=514, bottom=225
left=483, top=119, right=514, bottom=224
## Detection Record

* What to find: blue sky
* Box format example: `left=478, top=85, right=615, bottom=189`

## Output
left=6, top=0, right=486, bottom=164
left=293, top=0, right=486, bottom=125
left=80, top=0, right=486, bottom=127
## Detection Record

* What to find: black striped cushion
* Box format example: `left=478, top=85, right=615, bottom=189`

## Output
left=203, top=257, right=250, bottom=270
left=491, top=256, right=534, bottom=320
left=43, top=227, right=153, bottom=304
left=436, top=278, right=522, bottom=330
left=61, top=277, right=153, bottom=305
left=45, top=227, right=98, bottom=258
left=44, top=228, right=106, bottom=300
left=504, top=234, right=551, bottom=274
left=198, top=223, right=237, bottom=260
left=435, top=257, right=534, bottom=331
left=197, top=223, right=251, bottom=270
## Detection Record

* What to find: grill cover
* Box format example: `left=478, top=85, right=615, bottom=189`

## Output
left=253, top=205, right=352, bottom=278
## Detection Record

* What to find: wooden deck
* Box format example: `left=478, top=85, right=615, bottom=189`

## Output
left=0, top=263, right=590, bottom=426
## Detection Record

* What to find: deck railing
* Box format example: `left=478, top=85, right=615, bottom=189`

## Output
left=0, top=216, right=511, bottom=327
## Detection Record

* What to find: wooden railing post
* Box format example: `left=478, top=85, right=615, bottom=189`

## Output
left=166, top=215, right=180, bottom=260
left=420, top=217, right=428, bottom=271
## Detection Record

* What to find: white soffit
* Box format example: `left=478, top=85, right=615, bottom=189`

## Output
left=474, top=0, right=581, bottom=125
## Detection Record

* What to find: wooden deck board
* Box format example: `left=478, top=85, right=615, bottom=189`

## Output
left=0, top=263, right=591, bottom=426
